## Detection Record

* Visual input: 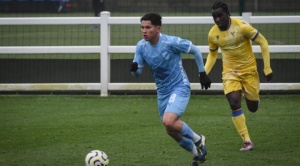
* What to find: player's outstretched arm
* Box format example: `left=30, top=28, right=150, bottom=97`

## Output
left=253, top=33, right=273, bottom=81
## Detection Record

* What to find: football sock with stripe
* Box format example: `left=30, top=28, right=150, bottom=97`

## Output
left=232, top=110, right=250, bottom=141
left=180, top=122, right=201, bottom=143
left=178, top=137, right=199, bottom=157
left=180, top=122, right=194, bottom=139
left=179, top=122, right=201, bottom=156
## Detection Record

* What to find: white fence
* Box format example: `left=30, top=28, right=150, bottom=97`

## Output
left=0, top=12, right=300, bottom=96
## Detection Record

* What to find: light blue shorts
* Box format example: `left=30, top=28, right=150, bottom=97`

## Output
left=158, top=85, right=190, bottom=120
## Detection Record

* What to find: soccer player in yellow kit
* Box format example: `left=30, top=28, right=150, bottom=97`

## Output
left=205, top=2, right=273, bottom=151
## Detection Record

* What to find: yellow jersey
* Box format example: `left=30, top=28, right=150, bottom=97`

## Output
left=208, top=18, right=259, bottom=72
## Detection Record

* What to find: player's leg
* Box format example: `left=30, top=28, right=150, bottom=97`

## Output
left=162, top=112, right=182, bottom=141
left=162, top=113, right=199, bottom=157
left=245, top=99, right=259, bottom=112
left=162, top=86, right=206, bottom=164
left=243, top=71, right=260, bottom=113
left=232, top=71, right=260, bottom=151
left=226, top=90, right=248, bottom=141
left=226, top=90, right=242, bottom=111
left=163, top=112, right=206, bottom=156
left=92, top=0, right=100, bottom=17
left=223, top=72, right=254, bottom=151
left=92, top=0, right=101, bottom=28
left=58, top=0, right=65, bottom=12
left=226, top=91, right=253, bottom=151
left=161, top=86, right=191, bottom=142
left=162, top=92, right=195, bottom=149
left=99, top=0, right=105, bottom=12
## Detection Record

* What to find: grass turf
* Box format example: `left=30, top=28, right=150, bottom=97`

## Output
left=0, top=94, right=299, bottom=165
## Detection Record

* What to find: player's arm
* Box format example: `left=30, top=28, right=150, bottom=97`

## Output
left=189, top=44, right=205, bottom=73
left=130, top=62, right=143, bottom=77
left=130, top=44, right=144, bottom=77
left=189, top=44, right=211, bottom=90
left=204, top=34, right=218, bottom=75
left=252, top=33, right=273, bottom=81
left=204, top=49, right=218, bottom=75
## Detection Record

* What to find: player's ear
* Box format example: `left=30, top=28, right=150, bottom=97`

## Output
left=156, top=26, right=161, bottom=32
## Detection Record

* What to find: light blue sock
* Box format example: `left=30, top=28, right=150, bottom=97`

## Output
left=178, top=137, right=194, bottom=152
left=179, top=122, right=194, bottom=139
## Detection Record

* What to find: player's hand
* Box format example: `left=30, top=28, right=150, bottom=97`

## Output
left=199, top=72, right=211, bottom=90
left=264, top=72, right=273, bottom=82
left=130, top=62, right=138, bottom=72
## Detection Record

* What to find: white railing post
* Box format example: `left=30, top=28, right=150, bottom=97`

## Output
left=242, top=12, right=252, bottom=45
left=100, top=11, right=111, bottom=96
left=242, top=12, right=252, bottom=23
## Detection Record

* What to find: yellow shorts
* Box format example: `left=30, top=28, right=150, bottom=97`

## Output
left=222, top=70, right=260, bottom=101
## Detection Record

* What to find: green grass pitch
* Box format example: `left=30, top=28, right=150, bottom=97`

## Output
left=0, top=94, right=299, bottom=165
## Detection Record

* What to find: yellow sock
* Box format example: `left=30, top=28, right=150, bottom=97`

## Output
left=232, top=110, right=250, bottom=141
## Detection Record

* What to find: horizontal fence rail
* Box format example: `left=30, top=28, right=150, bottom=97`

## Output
left=1, top=45, right=300, bottom=54
left=0, top=83, right=299, bottom=91
left=0, top=12, right=300, bottom=96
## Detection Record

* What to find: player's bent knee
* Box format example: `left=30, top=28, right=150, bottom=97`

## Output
left=247, top=104, right=258, bottom=112
left=246, top=99, right=259, bottom=113
left=248, top=107, right=258, bottom=113
left=162, top=119, right=174, bottom=129
left=249, top=109, right=257, bottom=113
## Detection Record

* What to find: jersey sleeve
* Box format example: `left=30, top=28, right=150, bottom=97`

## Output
left=253, top=33, right=273, bottom=75
left=240, top=21, right=272, bottom=75
left=240, top=21, right=258, bottom=40
left=208, top=27, right=219, bottom=51
left=133, top=42, right=145, bottom=68
left=170, top=36, right=192, bottom=54
left=205, top=29, right=219, bottom=74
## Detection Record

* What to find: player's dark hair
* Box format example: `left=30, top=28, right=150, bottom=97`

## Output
left=141, top=13, right=162, bottom=26
left=212, top=1, right=230, bottom=16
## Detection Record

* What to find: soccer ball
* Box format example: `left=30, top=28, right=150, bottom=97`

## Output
left=85, top=150, right=109, bottom=166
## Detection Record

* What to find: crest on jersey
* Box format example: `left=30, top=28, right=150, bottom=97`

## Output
left=231, top=32, right=235, bottom=37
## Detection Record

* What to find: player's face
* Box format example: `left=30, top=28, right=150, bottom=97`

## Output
left=141, top=20, right=160, bottom=45
left=212, top=8, right=230, bottom=31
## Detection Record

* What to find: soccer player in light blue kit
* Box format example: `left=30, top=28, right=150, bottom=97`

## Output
left=130, top=13, right=211, bottom=166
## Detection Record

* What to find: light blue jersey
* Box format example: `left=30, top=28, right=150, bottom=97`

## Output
left=132, top=33, right=205, bottom=118
left=133, top=33, right=203, bottom=94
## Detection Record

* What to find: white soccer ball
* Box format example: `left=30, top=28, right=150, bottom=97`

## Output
left=85, top=150, right=109, bottom=166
